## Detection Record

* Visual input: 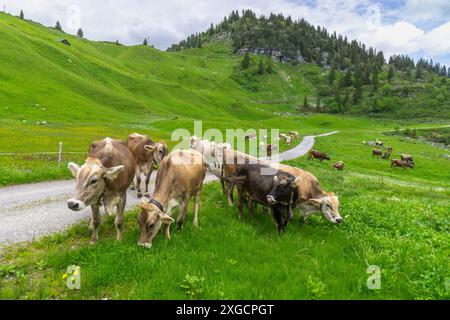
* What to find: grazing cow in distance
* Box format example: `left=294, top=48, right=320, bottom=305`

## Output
left=308, top=150, right=330, bottom=162
left=138, top=150, right=207, bottom=248
left=375, top=140, right=384, bottom=148
left=279, top=134, right=292, bottom=145
left=391, top=159, right=414, bottom=169
left=127, top=133, right=169, bottom=198
left=289, top=131, right=299, bottom=139
left=272, top=164, right=343, bottom=224
left=372, top=149, right=383, bottom=158
left=382, top=151, right=391, bottom=160
left=67, top=138, right=135, bottom=244
left=401, top=154, right=414, bottom=163
left=333, top=161, right=344, bottom=171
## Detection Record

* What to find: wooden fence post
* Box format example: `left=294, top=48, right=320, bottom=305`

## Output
left=58, top=142, right=63, bottom=167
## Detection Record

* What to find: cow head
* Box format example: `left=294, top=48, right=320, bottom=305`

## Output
left=137, top=201, right=175, bottom=248
left=266, top=174, right=301, bottom=205
left=308, top=192, right=342, bottom=224
left=67, top=158, right=124, bottom=211
left=144, top=142, right=169, bottom=164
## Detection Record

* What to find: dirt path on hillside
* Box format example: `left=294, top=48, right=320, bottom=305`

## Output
left=0, top=131, right=339, bottom=245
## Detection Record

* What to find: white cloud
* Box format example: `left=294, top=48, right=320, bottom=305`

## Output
left=2, top=0, right=450, bottom=65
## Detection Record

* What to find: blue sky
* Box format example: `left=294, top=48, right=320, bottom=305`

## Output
left=3, top=0, right=450, bottom=66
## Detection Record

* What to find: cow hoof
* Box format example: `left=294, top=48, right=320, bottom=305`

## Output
left=130, top=186, right=136, bottom=191
left=137, top=193, right=142, bottom=198
left=143, top=193, right=150, bottom=198
left=89, top=240, right=98, bottom=245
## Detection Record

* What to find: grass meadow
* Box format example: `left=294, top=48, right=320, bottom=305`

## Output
left=1, top=115, right=449, bottom=300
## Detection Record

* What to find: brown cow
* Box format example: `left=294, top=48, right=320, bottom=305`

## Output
left=308, top=150, right=330, bottom=162
left=67, top=138, right=135, bottom=244
left=333, top=161, right=345, bottom=171
left=272, top=164, right=343, bottom=224
left=127, top=133, right=169, bottom=198
left=401, top=154, right=414, bottom=163
left=391, top=159, right=414, bottom=169
left=137, top=150, right=207, bottom=248
left=372, top=149, right=383, bottom=158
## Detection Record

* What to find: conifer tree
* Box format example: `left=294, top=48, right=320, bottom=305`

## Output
left=143, top=38, right=148, bottom=46
left=20, top=10, right=24, bottom=19
left=55, top=21, right=62, bottom=31
left=77, top=28, right=84, bottom=38
left=387, top=65, right=394, bottom=84
left=241, top=51, right=250, bottom=69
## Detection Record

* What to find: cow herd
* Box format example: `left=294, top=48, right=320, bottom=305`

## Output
left=365, top=140, right=415, bottom=170
left=67, top=132, right=342, bottom=248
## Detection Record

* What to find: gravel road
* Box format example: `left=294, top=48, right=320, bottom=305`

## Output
left=0, top=131, right=338, bottom=245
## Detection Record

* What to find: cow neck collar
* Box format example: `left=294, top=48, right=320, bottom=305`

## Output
left=149, top=198, right=165, bottom=212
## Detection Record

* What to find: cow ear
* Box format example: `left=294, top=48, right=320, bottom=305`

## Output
left=104, top=165, right=124, bottom=181
left=144, top=145, right=157, bottom=152
left=68, top=162, right=80, bottom=177
left=308, top=198, right=322, bottom=209
left=293, top=176, right=302, bottom=186
left=273, top=176, right=278, bottom=184
left=159, top=213, right=175, bottom=225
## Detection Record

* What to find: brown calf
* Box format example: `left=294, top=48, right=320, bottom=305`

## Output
left=308, top=150, right=331, bottom=162
left=391, top=159, right=414, bottom=169
left=372, top=149, right=383, bottom=158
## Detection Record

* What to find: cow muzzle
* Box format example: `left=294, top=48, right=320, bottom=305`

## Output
left=266, top=195, right=277, bottom=204
left=67, top=199, right=86, bottom=211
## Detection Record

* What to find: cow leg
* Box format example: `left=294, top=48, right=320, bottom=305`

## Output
left=143, top=165, right=153, bottom=198
left=135, top=165, right=142, bottom=198
left=236, top=184, right=245, bottom=219
left=248, top=198, right=255, bottom=218
left=89, top=205, right=101, bottom=245
left=115, top=193, right=126, bottom=241
left=271, top=207, right=284, bottom=235
left=193, top=191, right=201, bottom=227
left=177, top=195, right=190, bottom=230
left=226, top=182, right=235, bottom=206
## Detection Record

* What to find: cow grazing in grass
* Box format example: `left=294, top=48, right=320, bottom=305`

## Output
left=225, top=162, right=301, bottom=234
left=289, top=131, right=299, bottom=139
left=279, top=133, right=292, bottom=145
left=391, top=159, right=414, bottom=169
left=67, top=138, right=135, bottom=244
left=382, top=151, right=392, bottom=160
left=372, top=149, right=383, bottom=158
left=137, top=150, right=207, bottom=248
left=272, top=164, right=343, bottom=225
left=308, top=150, right=330, bottom=162
left=127, top=133, right=168, bottom=198
left=333, top=161, right=345, bottom=171
left=401, top=154, right=414, bottom=163
left=375, top=140, right=384, bottom=148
